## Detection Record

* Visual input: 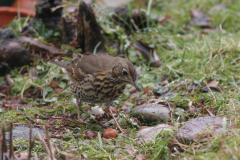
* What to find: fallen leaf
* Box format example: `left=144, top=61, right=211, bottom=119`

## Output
left=134, top=154, right=147, bottom=160
left=51, top=81, right=59, bottom=88
left=138, top=126, right=147, bottom=131
left=127, top=147, right=134, bottom=156
left=17, top=152, right=29, bottom=159
left=133, top=41, right=161, bottom=67
left=54, top=88, right=63, bottom=93
left=126, top=87, right=137, bottom=94
left=207, top=80, right=219, bottom=87
left=84, top=130, right=97, bottom=139
left=202, top=81, right=222, bottom=93
left=121, top=105, right=128, bottom=111
left=209, top=3, right=227, bottom=12
left=158, top=15, right=171, bottom=23
left=189, top=9, right=211, bottom=28
left=109, top=106, right=117, bottom=114
left=201, top=28, right=216, bottom=34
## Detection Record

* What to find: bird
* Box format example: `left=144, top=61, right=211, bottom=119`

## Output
left=50, top=53, right=141, bottom=132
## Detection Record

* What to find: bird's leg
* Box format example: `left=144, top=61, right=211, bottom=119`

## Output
left=76, top=97, right=81, bottom=120
left=109, top=106, right=124, bottom=133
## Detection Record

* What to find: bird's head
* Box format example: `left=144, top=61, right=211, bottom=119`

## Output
left=111, top=58, right=141, bottom=91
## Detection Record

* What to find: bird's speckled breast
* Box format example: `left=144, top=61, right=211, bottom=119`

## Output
left=69, top=73, right=126, bottom=104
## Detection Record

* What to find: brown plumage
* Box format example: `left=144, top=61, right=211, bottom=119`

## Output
left=50, top=53, right=141, bottom=124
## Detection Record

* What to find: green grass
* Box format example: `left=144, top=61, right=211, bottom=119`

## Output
left=2, top=0, right=240, bottom=159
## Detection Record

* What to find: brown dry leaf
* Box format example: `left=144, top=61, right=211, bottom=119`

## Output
left=84, top=130, right=97, bottom=139
left=209, top=3, right=227, bottom=12
left=158, top=15, right=171, bottom=23
left=133, top=41, right=161, bottom=67
left=126, top=87, right=138, bottom=94
left=134, top=154, right=147, bottom=160
left=201, top=28, right=216, bottom=34
left=51, top=81, right=59, bottom=88
left=113, top=152, right=122, bottom=158
left=189, top=9, right=211, bottom=28
left=130, top=92, right=140, bottom=99
left=202, top=80, right=222, bottom=93
left=143, top=86, right=152, bottom=94
left=54, top=88, right=63, bottom=93
left=109, top=106, right=117, bottom=114
left=207, top=80, right=219, bottom=87
left=121, top=105, right=128, bottom=111
left=17, top=152, right=29, bottom=159
left=127, top=147, right=134, bottom=156
left=138, top=126, right=147, bottom=131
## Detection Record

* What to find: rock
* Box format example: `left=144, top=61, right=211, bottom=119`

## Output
left=0, top=29, right=29, bottom=72
left=170, top=116, right=225, bottom=149
left=152, top=85, right=169, bottom=96
left=137, top=124, right=173, bottom=143
left=5, top=125, right=45, bottom=143
left=131, top=104, right=170, bottom=124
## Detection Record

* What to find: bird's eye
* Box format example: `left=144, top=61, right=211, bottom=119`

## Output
left=123, top=69, right=128, bottom=75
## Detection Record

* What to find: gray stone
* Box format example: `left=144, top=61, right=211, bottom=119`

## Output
left=137, top=124, right=173, bottom=143
left=5, top=125, right=45, bottom=142
left=174, top=116, right=224, bottom=144
left=131, top=104, right=170, bottom=123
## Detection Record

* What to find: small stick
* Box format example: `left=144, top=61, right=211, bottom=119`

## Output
left=28, top=126, right=33, bottom=159
left=109, top=107, right=124, bottom=133
left=43, top=125, right=54, bottom=160
left=37, top=132, right=50, bottom=156
left=34, top=152, right=39, bottom=160
left=9, top=121, right=13, bottom=159
left=2, top=122, right=7, bottom=154
left=0, top=135, right=2, bottom=160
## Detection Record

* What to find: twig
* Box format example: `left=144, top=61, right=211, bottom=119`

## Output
left=37, top=132, right=51, bottom=156
left=109, top=107, right=124, bottom=133
left=166, top=102, right=174, bottom=123
left=34, top=152, right=39, bottom=160
left=29, top=127, right=37, bottom=159
left=202, top=105, right=214, bottom=117
left=204, top=81, right=217, bottom=103
left=43, top=125, right=54, bottom=160
left=0, top=135, right=2, bottom=160
left=2, top=122, right=7, bottom=155
left=9, top=121, right=14, bottom=159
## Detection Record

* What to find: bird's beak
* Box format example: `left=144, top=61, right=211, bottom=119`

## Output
left=131, top=81, right=141, bottom=91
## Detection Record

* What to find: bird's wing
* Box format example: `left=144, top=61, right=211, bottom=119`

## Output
left=50, top=54, right=116, bottom=81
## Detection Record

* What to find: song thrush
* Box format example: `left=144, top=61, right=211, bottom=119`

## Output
left=50, top=53, right=141, bottom=131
